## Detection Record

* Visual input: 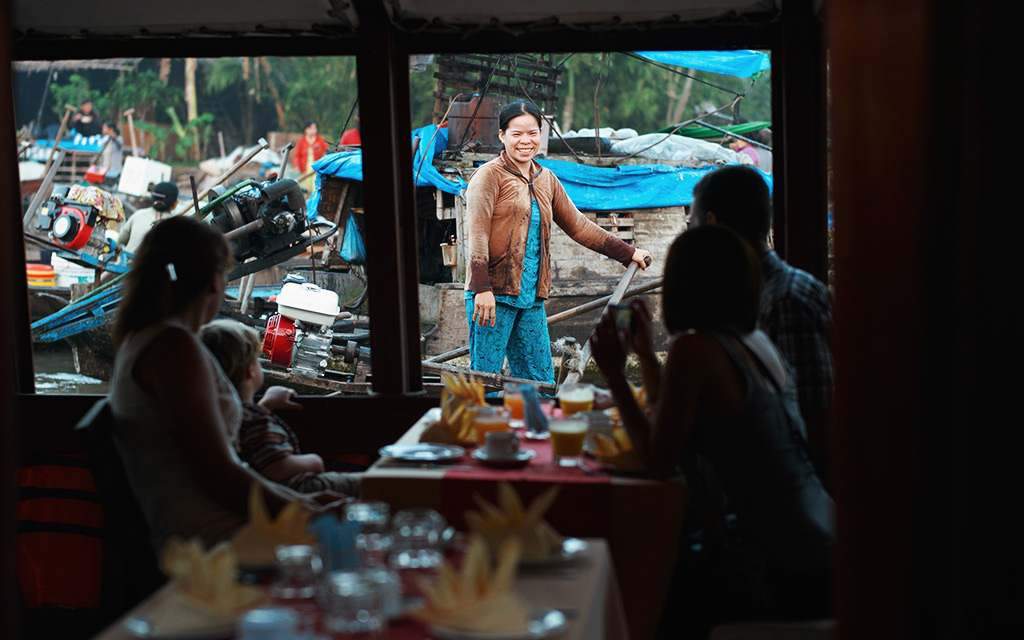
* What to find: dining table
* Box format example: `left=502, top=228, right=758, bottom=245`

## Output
left=92, top=537, right=626, bottom=640
left=361, top=408, right=687, bottom=640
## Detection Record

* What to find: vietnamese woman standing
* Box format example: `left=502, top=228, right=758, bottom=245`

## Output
left=464, top=101, right=652, bottom=383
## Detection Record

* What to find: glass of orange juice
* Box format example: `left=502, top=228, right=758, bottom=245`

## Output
left=549, top=417, right=588, bottom=467
left=557, top=383, right=594, bottom=417
left=503, top=383, right=527, bottom=427
left=473, top=407, right=511, bottom=445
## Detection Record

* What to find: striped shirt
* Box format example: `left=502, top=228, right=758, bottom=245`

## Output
left=238, top=402, right=303, bottom=475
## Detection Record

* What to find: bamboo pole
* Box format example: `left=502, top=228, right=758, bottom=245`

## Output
left=42, top=105, right=75, bottom=177
left=560, top=260, right=646, bottom=387
left=123, top=108, right=138, bottom=156
left=23, top=149, right=66, bottom=230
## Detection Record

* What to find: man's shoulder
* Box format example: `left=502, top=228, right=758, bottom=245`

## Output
left=763, top=257, right=831, bottom=321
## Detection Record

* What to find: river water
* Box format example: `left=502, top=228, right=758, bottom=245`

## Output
left=33, top=344, right=108, bottom=394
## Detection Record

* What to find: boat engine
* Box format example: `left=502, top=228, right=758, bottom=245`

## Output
left=205, top=178, right=313, bottom=278
left=262, top=282, right=341, bottom=378
left=33, top=185, right=124, bottom=256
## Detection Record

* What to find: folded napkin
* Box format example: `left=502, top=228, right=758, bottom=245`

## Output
left=464, top=483, right=563, bottom=562
left=160, top=538, right=265, bottom=616
left=422, top=373, right=486, bottom=445
left=413, top=535, right=529, bottom=633
left=593, top=427, right=644, bottom=471
left=230, top=483, right=315, bottom=567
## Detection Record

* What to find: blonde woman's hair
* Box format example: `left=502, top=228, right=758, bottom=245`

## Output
left=199, top=319, right=262, bottom=389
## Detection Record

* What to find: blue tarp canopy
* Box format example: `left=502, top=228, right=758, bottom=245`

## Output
left=306, top=124, right=465, bottom=217
left=307, top=123, right=771, bottom=215
left=632, top=50, right=770, bottom=78
left=537, top=158, right=772, bottom=211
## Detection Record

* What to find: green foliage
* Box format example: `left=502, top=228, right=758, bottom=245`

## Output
left=405, top=52, right=771, bottom=134
left=134, top=120, right=171, bottom=159
left=105, top=71, right=181, bottom=123
left=49, top=74, right=103, bottom=118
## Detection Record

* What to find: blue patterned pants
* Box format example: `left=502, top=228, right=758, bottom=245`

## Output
left=464, top=299, right=554, bottom=384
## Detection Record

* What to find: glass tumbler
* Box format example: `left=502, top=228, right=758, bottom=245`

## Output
left=271, top=544, right=323, bottom=600
left=389, top=508, right=446, bottom=569
left=345, top=501, right=392, bottom=567
left=318, top=570, right=384, bottom=634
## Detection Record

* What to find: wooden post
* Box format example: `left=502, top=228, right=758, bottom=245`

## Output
left=354, top=0, right=422, bottom=394
left=123, top=108, right=138, bottom=156
left=42, top=104, right=74, bottom=177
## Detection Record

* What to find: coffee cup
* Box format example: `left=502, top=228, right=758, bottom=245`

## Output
left=484, top=431, right=520, bottom=459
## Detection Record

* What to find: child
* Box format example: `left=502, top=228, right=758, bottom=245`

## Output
left=199, top=319, right=360, bottom=497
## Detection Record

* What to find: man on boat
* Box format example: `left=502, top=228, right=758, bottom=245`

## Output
left=118, top=181, right=179, bottom=255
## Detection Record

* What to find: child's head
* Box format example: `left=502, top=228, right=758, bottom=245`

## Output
left=199, top=319, right=263, bottom=399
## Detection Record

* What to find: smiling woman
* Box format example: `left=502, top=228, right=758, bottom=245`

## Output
left=463, top=100, right=653, bottom=384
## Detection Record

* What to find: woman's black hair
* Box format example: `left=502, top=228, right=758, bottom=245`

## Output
left=498, top=101, right=543, bottom=131
left=304, top=120, right=318, bottom=130
left=103, top=122, right=120, bottom=135
left=661, top=225, right=762, bottom=335
left=113, top=216, right=232, bottom=345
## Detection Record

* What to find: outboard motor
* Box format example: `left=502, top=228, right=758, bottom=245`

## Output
left=205, top=178, right=311, bottom=277
left=262, top=282, right=342, bottom=378
left=33, top=185, right=124, bottom=256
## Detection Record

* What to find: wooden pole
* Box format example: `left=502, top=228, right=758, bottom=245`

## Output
left=123, top=108, right=138, bottom=156
left=424, top=277, right=662, bottom=364
left=178, top=137, right=269, bottom=215
left=42, top=105, right=74, bottom=177
left=560, top=260, right=644, bottom=387
left=217, top=131, right=226, bottom=158
left=22, top=149, right=66, bottom=230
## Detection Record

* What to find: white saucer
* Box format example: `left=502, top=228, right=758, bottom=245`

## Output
left=472, top=448, right=536, bottom=468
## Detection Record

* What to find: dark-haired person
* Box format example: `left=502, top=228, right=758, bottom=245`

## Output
left=293, top=120, right=328, bottom=192
left=590, top=225, right=834, bottom=629
left=97, top=121, right=124, bottom=180
left=109, top=216, right=327, bottom=550
left=464, top=100, right=652, bottom=383
left=70, top=99, right=102, bottom=137
left=118, top=181, right=180, bottom=255
left=690, top=164, right=833, bottom=483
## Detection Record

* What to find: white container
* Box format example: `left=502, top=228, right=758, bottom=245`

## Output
left=276, top=282, right=340, bottom=327
left=51, top=254, right=95, bottom=287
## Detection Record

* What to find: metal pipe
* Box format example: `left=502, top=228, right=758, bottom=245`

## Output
left=423, top=277, right=663, bottom=364
left=224, top=217, right=264, bottom=240
left=277, top=141, right=294, bottom=179
left=181, top=137, right=269, bottom=216
left=22, top=148, right=66, bottom=230
left=693, top=119, right=772, bottom=151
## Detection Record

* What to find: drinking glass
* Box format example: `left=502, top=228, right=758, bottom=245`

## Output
left=318, top=570, right=384, bottom=634
left=557, top=383, right=594, bottom=416
left=390, top=508, right=446, bottom=569
left=549, top=417, right=588, bottom=468
left=473, top=406, right=511, bottom=445
left=271, top=545, right=323, bottom=600
left=503, top=382, right=526, bottom=427
left=345, top=501, right=392, bottom=567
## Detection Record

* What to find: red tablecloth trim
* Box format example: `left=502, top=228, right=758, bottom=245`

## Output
left=439, top=433, right=612, bottom=539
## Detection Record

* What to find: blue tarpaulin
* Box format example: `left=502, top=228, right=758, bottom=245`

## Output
left=306, top=123, right=771, bottom=215
left=632, top=50, right=770, bottom=79
left=306, top=124, right=464, bottom=218
left=537, top=157, right=772, bottom=211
